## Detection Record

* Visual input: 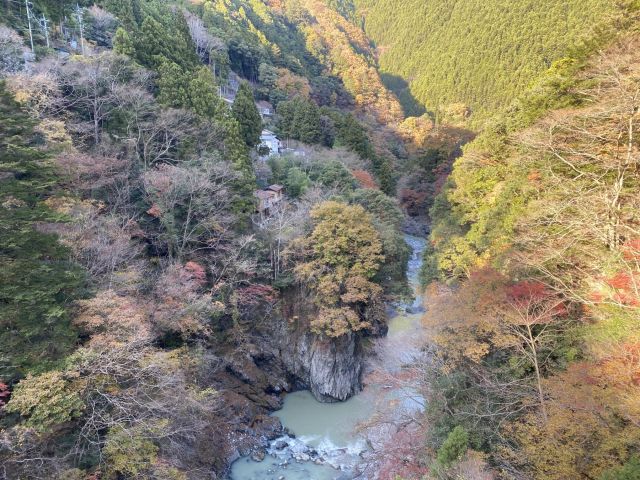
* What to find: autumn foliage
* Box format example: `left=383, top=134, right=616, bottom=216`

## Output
left=351, top=169, right=378, bottom=189
left=0, top=383, right=10, bottom=410
left=420, top=25, right=640, bottom=480
left=295, top=201, right=385, bottom=337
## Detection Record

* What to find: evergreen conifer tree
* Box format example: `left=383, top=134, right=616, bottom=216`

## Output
left=103, top=0, right=140, bottom=31
left=0, top=82, right=82, bottom=379
left=113, top=27, right=136, bottom=57
left=319, top=114, right=335, bottom=147
left=371, top=154, right=396, bottom=195
left=295, top=99, right=321, bottom=144
left=335, top=113, right=373, bottom=158
left=188, top=66, right=225, bottom=119
left=221, top=115, right=257, bottom=220
left=134, top=8, right=198, bottom=71
left=232, top=82, right=262, bottom=147
left=436, top=426, right=469, bottom=467
left=157, top=60, right=190, bottom=108
left=276, top=100, right=296, bottom=139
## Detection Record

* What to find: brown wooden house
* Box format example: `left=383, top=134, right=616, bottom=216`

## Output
left=255, top=184, right=284, bottom=216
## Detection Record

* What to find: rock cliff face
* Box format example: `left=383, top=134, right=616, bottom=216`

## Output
left=204, top=338, right=289, bottom=472
left=281, top=328, right=363, bottom=402
left=207, top=316, right=367, bottom=474
left=276, top=288, right=389, bottom=402
left=210, top=291, right=387, bottom=475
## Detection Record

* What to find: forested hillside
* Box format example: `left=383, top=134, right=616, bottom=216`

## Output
left=0, top=0, right=415, bottom=476
left=407, top=2, right=640, bottom=479
left=1, top=0, right=640, bottom=478
left=355, top=0, right=612, bottom=120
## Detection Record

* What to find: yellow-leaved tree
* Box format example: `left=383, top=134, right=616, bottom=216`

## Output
left=295, top=201, right=384, bottom=337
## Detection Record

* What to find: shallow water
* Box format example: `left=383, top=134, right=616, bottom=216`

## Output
left=276, top=390, right=371, bottom=448
left=230, top=390, right=372, bottom=479
left=230, top=235, right=426, bottom=480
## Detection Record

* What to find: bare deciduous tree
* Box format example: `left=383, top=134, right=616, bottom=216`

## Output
left=516, top=36, right=640, bottom=310
left=134, top=108, right=205, bottom=168
left=150, top=261, right=221, bottom=337
left=143, top=158, right=237, bottom=258
left=184, top=11, right=225, bottom=76
left=6, top=58, right=61, bottom=118
left=0, top=26, right=26, bottom=76
left=253, top=200, right=308, bottom=281
left=57, top=53, right=152, bottom=145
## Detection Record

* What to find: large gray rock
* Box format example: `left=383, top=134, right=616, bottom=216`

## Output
left=281, top=328, right=363, bottom=402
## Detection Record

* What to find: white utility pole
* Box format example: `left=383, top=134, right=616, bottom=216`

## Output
left=75, top=4, right=85, bottom=55
left=25, top=0, right=35, bottom=53
left=39, top=14, right=50, bottom=48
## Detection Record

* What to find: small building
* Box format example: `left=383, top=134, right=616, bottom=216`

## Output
left=258, top=129, right=281, bottom=155
left=256, top=100, right=274, bottom=118
left=266, top=184, right=284, bottom=198
left=255, top=184, right=285, bottom=216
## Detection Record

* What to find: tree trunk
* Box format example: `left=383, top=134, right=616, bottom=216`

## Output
left=527, top=324, right=548, bottom=422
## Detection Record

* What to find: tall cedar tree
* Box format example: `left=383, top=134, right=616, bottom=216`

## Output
left=113, top=27, right=136, bottom=57
left=103, top=0, right=142, bottom=30
left=232, top=82, right=262, bottom=147
left=132, top=6, right=198, bottom=71
left=276, top=97, right=322, bottom=144
left=0, top=82, right=82, bottom=380
left=295, top=100, right=321, bottom=144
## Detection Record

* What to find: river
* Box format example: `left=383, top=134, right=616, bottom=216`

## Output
left=230, top=235, right=426, bottom=480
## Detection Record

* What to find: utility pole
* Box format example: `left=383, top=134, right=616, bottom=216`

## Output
left=25, top=0, right=34, bottom=53
left=39, top=13, right=49, bottom=48
left=75, top=4, right=85, bottom=55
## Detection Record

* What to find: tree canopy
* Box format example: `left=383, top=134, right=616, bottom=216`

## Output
left=295, top=201, right=385, bottom=337
left=0, top=82, right=83, bottom=379
left=355, top=0, right=612, bottom=120
left=232, top=82, right=262, bottom=147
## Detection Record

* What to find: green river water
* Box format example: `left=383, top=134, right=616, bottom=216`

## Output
left=230, top=235, right=426, bottom=480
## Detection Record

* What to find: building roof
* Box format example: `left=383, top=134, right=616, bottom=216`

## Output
left=256, top=100, right=273, bottom=109
left=255, top=190, right=277, bottom=200
left=267, top=184, right=284, bottom=192
left=261, top=129, right=276, bottom=137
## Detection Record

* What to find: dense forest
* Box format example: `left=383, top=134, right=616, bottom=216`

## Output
left=403, top=1, right=640, bottom=479
left=0, top=0, right=414, bottom=476
left=355, top=0, right=612, bottom=121
left=1, top=0, right=639, bottom=479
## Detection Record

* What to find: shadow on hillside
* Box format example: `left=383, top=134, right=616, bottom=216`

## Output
left=380, top=73, right=426, bottom=118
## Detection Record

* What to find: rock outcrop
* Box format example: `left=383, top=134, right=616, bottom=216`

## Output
left=281, top=328, right=363, bottom=402
left=204, top=341, right=289, bottom=472
left=275, top=288, right=379, bottom=402
left=209, top=287, right=386, bottom=475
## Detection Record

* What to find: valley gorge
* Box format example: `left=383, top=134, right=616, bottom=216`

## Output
left=0, top=0, right=639, bottom=479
